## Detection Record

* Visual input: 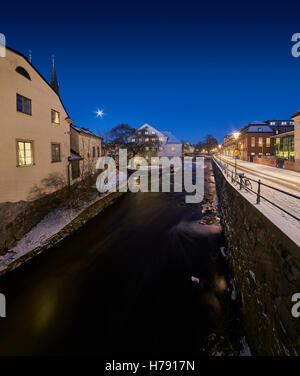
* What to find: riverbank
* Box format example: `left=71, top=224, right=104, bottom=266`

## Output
left=0, top=190, right=125, bottom=277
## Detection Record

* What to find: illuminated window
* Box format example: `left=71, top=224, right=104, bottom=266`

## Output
left=51, top=143, right=61, bottom=162
left=171, top=147, right=175, bottom=151
left=139, top=138, right=142, bottom=142
left=17, top=140, right=34, bottom=166
left=266, top=138, right=270, bottom=147
left=152, top=131, right=156, bottom=135
left=258, top=137, right=263, bottom=147
left=145, top=131, right=148, bottom=135
left=276, top=138, right=280, bottom=145
left=152, top=138, right=156, bottom=142
left=145, top=138, right=149, bottom=142
left=131, top=138, right=136, bottom=142
left=145, top=146, right=149, bottom=151
left=282, top=121, right=287, bottom=125
left=258, top=128, right=262, bottom=132
left=16, top=94, right=31, bottom=115
left=251, top=137, right=255, bottom=147
left=51, top=109, right=60, bottom=124
left=159, top=138, right=163, bottom=142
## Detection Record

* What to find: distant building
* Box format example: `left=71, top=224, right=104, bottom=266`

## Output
left=183, top=142, right=195, bottom=155
left=133, top=124, right=182, bottom=159
left=266, top=120, right=294, bottom=135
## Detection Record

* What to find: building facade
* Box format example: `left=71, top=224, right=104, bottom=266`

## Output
left=266, top=120, right=294, bottom=135
left=0, top=47, right=71, bottom=203
left=69, top=125, right=102, bottom=182
left=291, top=110, right=300, bottom=172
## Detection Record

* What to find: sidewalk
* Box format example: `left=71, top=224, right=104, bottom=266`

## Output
left=219, top=155, right=300, bottom=193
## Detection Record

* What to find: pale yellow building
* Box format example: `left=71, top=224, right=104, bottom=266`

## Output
left=69, top=125, right=102, bottom=182
left=0, top=47, right=71, bottom=203
left=292, top=109, right=300, bottom=172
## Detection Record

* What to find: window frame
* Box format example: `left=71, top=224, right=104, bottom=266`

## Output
left=16, top=93, right=32, bottom=115
left=71, top=160, right=80, bottom=179
left=51, top=109, right=60, bottom=124
left=16, top=139, right=34, bottom=167
left=51, top=143, right=61, bottom=163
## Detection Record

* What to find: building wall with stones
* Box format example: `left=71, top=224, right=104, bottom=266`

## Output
left=213, top=160, right=300, bottom=355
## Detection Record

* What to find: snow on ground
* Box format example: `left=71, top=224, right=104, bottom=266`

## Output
left=214, top=156, right=300, bottom=247
left=0, top=172, right=128, bottom=272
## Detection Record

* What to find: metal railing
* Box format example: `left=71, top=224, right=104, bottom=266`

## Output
left=213, top=157, right=300, bottom=222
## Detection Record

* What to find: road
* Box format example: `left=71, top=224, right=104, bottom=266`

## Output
left=0, top=159, right=242, bottom=356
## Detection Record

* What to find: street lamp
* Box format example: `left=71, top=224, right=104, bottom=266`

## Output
left=233, top=132, right=240, bottom=177
left=218, top=144, right=222, bottom=154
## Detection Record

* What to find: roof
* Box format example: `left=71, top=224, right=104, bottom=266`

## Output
left=292, top=109, right=300, bottom=118
left=162, top=131, right=181, bottom=144
left=245, top=125, right=274, bottom=133
left=71, top=124, right=102, bottom=139
left=270, top=131, right=294, bottom=138
left=68, top=149, right=83, bottom=161
left=249, top=120, right=268, bottom=125
left=6, top=46, right=69, bottom=118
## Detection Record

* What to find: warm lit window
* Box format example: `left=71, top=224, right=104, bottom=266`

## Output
left=145, top=131, right=148, bottom=135
left=16, top=94, right=31, bottom=115
left=17, top=141, right=34, bottom=166
left=51, top=109, right=60, bottom=124
left=266, top=138, right=270, bottom=147
left=152, top=138, right=156, bottom=142
left=139, top=138, right=142, bottom=142
left=258, top=137, right=263, bottom=146
left=251, top=137, right=255, bottom=147
left=171, top=147, right=175, bottom=151
left=145, top=138, right=149, bottom=142
left=145, top=146, right=149, bottom=151
left=51, top=143, right=61, bottom=162
left=159, top=138, right=163, bottom=142
left=152, top=131, right=156, bottom=135
left=159, top=147, right=163, bottom=151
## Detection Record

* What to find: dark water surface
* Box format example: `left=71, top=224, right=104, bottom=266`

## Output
left=0, top=159, right=243, bottom=356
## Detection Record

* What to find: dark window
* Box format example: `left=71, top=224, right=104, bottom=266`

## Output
left=51, top=109, right=60, bottom=124
left=92, top=146, right=96, bottom=158
left=16, top=94, right=32, bottom=115
left=97, top=146, right=100, bottom=157
left=51, top=143, right=61, bottom=162
left=71, top=160, right=80, bottom=179
left=16, top=66, right=31, bottom=80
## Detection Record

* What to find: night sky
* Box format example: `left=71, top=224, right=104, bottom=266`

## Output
left=2, top=0, right=300, bottom=143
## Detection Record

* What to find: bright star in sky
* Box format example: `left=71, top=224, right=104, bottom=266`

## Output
left=96, top=109, right=105, bottom=118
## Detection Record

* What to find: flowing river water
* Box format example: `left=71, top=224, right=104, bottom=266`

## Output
left=0, top=158, right=246, bottom=356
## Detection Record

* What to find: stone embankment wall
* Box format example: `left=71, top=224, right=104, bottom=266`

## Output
left=213, top=160, right=300, bottom=356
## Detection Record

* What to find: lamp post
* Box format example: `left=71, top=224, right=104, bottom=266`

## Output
left=218, top=144, right=222, bottom=155
left=233, top=132, right=240, bottom=177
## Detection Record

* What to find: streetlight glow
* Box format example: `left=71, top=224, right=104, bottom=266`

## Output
left=233, top=132, right=240, bottom=140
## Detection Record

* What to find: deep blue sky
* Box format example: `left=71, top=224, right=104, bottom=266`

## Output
left=2, top=0, right=300, bottom=143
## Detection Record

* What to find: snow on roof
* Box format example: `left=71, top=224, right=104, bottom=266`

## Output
left=71, top=125, right=101, bottom=138
left=163, top=131, right=181, bottom=144
left=245, top=125, right=273, bottom=133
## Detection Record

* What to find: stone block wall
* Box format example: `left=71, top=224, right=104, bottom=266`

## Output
left=213, top=160, right=300, bottom=355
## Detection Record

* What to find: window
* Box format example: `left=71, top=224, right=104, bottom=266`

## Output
left=152, top=138, right=156, bottom=142
left=274, top=129, right=279, bottom=135
left=251, top=137, right=255, bottom=147
left=266, top=138, right=270, bottom=147
left=282, top=122, right=287, bottom=126
left=138, top=138, right=142, bottom=142
left=159, top=147, right=163, bottom=151
left=17, top=140, right=34, bottom=166
left=92, top=146, right=96, bottom=158
left=276, top=138, right=280, bottom=146
left=159, top=138, right=163, bottom=142
left=145, top=146, right=149, bottom=151
left=152, top=131, right=156, bottom=135
left=171, top=147, right=175, bottom=151
left=16, top=94, right=31, bottom=115
left=152, top=147, right=156, bottom=151
left=16, top=66, right=31, bottom=80
left=270, top=122, right=275, bottom=125
left=258, top=128, right=262, bottom=132
left=290, top=121, right=294, bottom=125
left=145, top=138, right=149, bottom=142
left=145, top=131, right=148, bottom=135
left=71, top=160, right=80, bottom=179
left=51, top=143, right=61, bottom=162
left=51, top=109, right=60, bottom=124
left=258, top=137, right=263, bottom=147
left=131, top=138, right=136, bottom=142
left=97, top=146, right=100, bottom=157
